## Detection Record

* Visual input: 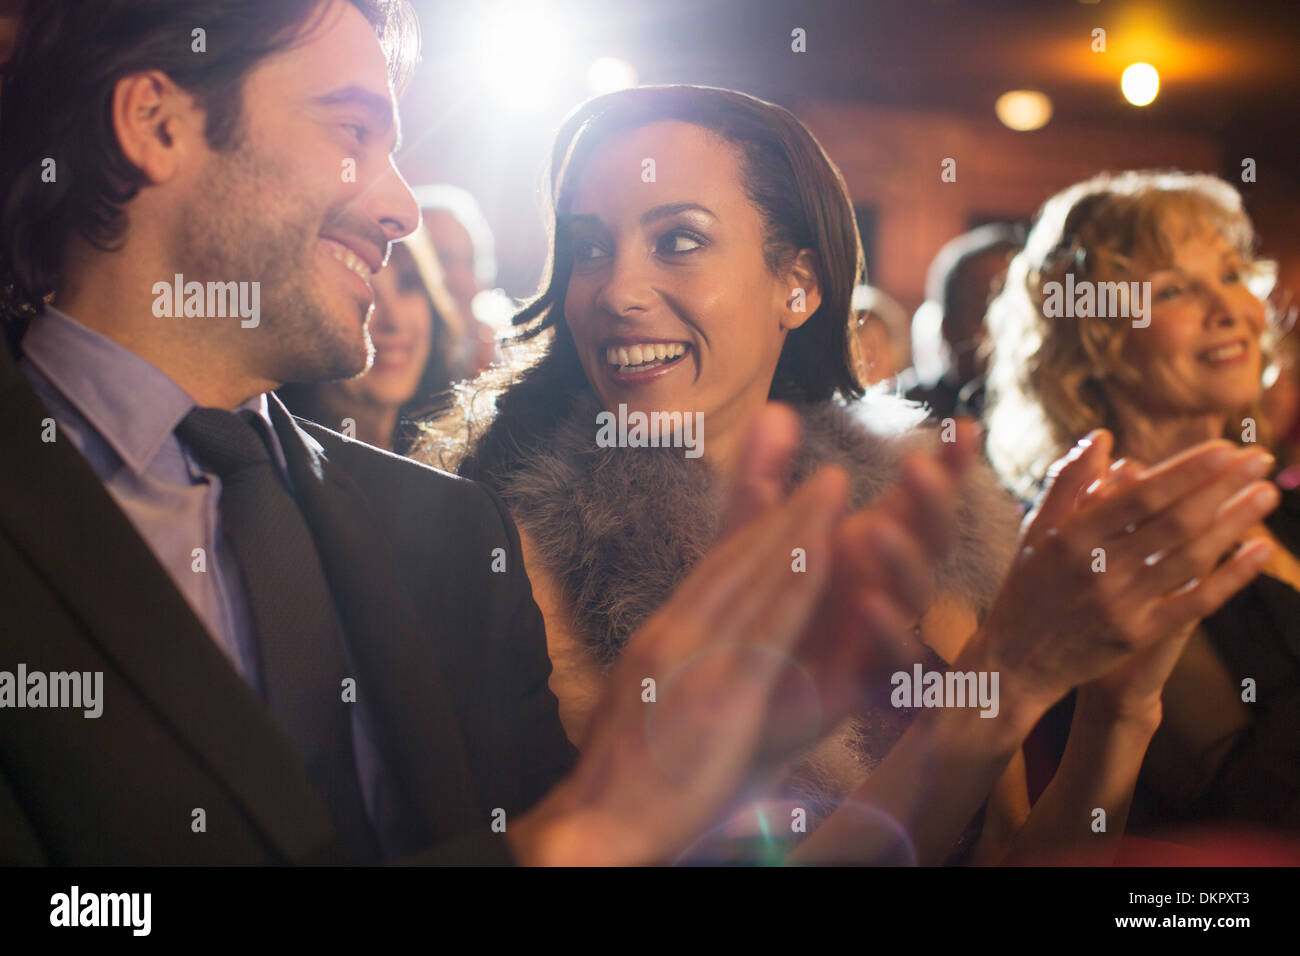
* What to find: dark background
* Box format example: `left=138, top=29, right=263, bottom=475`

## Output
left=3, top=0, right=1297, bottom=313
left=395, top=0, right=1300, bottom=313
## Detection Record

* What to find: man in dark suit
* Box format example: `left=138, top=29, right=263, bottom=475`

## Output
left=0, top=320, right=576, bottom=863
left=0, top=0, right=966, bottom=865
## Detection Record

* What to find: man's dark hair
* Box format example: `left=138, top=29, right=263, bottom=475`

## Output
left=0, top=0, right=418, bottom=318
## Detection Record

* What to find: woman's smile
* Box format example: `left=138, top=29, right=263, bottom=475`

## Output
left=601, top=339, right=693, bottom=384
left=1196, top=336, right=1251, bottom=368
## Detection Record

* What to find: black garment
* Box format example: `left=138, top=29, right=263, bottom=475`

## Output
left=1131, top=484, right=1300, bottom=832
left=0, top=340, right=577, bottom=864
left=1031, top=485, right=1300, bottom=834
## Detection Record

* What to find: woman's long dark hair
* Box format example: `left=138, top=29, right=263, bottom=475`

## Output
left=458, top=85, right=865, bottom=486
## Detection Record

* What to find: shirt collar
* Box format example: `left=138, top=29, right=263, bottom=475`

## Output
left=22, top=306, right=287, bottom=477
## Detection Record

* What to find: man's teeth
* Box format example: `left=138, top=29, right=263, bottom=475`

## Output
left=327, top=243, right=372, bottom=281
left=1202, top=342, right=1246, bottom=361
left=604, top=343, right=687, bottom=367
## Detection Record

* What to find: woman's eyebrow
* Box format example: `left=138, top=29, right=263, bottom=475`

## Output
left=561, top=213, right=604, bottom=232
left=562, top=203, right=717, bottom=231
left=640, top=202, right=717, bottom=226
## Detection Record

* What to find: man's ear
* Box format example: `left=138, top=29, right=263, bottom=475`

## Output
left=778, top=248, right=823, bottom=331
left=111, top=71, right=201, bottom=185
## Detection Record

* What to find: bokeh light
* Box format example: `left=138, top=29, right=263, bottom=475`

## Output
left=587, top=56, right=638, bottom=95
left=1122, top=62, right=1160, bottom=106
left=994, top=90, right=1053, bottom=131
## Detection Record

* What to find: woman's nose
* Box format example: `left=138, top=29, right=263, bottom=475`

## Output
left=1202, top=284, right=1241, bottom=329
left=595, top=250, right=656, bottom=318
left=370, top=297, right=399, bottom=334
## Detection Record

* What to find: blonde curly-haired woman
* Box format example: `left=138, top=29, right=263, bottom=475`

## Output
left=986, top=169, right=1300, bottom=836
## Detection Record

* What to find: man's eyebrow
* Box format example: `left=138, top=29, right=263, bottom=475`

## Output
left=313, top=84, right=401, bottom=149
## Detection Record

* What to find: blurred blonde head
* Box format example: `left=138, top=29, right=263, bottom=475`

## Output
left=985, top=170, right=1278, bottom=501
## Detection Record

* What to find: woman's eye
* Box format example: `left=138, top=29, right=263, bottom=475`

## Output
left=1154, top=284, right=1184, bottom=301
left=342, top=123, right=367, bottom=143
left=1223, top=270, right=1241, bottom=284
left=572, top=239, right=609, bottom=261
left=657, top=230, right=704, bottom=255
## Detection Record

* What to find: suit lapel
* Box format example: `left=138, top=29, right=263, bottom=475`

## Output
left=268, top=396, right=482, bottom=845
left=0, top=347, right=341, bottom=863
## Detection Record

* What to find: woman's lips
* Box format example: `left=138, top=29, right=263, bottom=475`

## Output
left=371, top=345, right=414, bottom=373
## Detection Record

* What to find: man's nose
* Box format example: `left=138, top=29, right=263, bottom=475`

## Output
left=364, top=157, right=420, bottom=248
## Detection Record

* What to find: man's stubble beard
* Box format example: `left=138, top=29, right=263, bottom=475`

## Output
left=172, top=133, right=373, bottom=388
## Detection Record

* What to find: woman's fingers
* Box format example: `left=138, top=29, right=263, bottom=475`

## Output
left=867, top=444, right=963, bottom=564
left=1145, top=538, right=1275, bottom=637
left=1082, top=457, right=1142, bottom=506
left=717, top=402, right=803, bottom=537
left=1107, top=449, right=1274, bottom=566
left=669, top=463, right=847, bottom=661
left=1023, top=430, right=1112, bottom=546
left=834, top=510, right=933, bottom=621
left=1083, top=439, right=1241, bottom=538
left=1127, top=478, right=1279, bottom=599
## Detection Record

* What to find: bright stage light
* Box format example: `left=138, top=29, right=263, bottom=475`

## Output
left=1121, top=63, right=1160, bottom=106
left=587, top=56, right=637, bottom=95
left=470, top=1, right=571, bottom=112
left=994, top=90, right=1053, bottom=131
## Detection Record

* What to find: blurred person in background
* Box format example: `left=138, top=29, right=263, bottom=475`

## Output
left=279, top=228, right=456, bottom=452
left=849, top=283, right=911, bottom=389
left=985, top=169, right=1300, bottom=836
left=415, top=184, right=499, bottom=379
left=1262, top=326, right=1300, bottom=485
left=906, top=223, right=1021, bottom=420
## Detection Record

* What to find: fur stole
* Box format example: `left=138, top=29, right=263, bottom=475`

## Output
left=493, top=389, right=1021, bottom=670
left=416, top=386, right=1023, bottom=837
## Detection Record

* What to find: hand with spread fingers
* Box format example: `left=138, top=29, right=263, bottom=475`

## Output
left=973, top=428, right=1278, bottom=719
left=509, top=403, right=971, bottom=864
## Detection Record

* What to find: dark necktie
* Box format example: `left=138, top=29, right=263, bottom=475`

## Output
left=176, top=406, right=381, bottom=863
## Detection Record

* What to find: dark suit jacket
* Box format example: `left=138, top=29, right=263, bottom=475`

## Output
left=0, top=336, right=578, bottom=864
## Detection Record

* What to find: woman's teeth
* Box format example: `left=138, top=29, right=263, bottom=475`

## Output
left=325, top=242, right=372, bottom=282
left=604, top=342, right=688, bottom=369
left=1200, top=342, right=1247, bottom=362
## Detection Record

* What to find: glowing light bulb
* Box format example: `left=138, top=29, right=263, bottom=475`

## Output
left=995, top=90, right=1053, bottom=131
left=1121, top=63, right=1160, bottom=106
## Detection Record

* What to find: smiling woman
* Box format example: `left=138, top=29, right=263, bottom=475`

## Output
left=985, top=170, right=1300, bottom=836
left=419, top=86, right=1020, bottom=861
left=414, top=86, right=1265, bottom=866
left=986, top=170, right=1278, bottom=498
